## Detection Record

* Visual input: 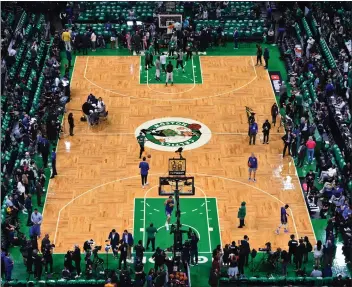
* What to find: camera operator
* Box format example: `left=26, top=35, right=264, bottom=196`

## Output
left=64, top=250, right=74, bottom=272
left=190, top=231, right=199, bottom=266
left=134, top=240, right=145, bottom=266
left=83, top=239, right=94, bottom=253
left=152, top=247, right=166, bottom=272
left=85, top=252, right=93, bottom=279
left=72, top=244, right=81, bottom=278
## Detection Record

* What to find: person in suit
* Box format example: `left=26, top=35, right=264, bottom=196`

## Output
left=122, top=230, right=134, bottom=259
left=118, top=240, right=128, bottom=270
left=296, top=142, right=307, bottom=167
left=240, top=235, right=250, bottom=266
left=282, top=130, right=293, bottom=157
left=108, top=229, right=120, bottom=258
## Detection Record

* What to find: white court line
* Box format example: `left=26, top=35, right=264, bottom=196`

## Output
left=42, top=55, right=78, bottom=217
left=52, top=173, right=301, bottom=248
left=53, top=174, right=163, bottom=244
left=199, top=56, right=204, bottom=84
left=291, top=157, right=317, bottom=242
left=146, top=56, right=196, bottom=95
left=195, top=186, right=212, bottom=253
left=83, top=56, right=257, bottom=101
left=156, top=224, right=201, bottom=240
left=215, top=198, right=223, bottom=248
left=190, top=173, right=299, bottom=239
left=143, top=185, right=159, bottom=246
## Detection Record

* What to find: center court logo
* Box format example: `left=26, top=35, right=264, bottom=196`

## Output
left=135, top=117, right=212, bottom=152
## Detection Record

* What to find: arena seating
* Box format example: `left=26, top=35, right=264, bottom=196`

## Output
left=1, top=11, right=53, bottom=224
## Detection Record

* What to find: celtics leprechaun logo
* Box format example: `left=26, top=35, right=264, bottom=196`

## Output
left=135, top=118, right=212, bottom=151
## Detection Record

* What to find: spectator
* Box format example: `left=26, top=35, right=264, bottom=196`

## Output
left=62, top=29, right=71, bottom=51
left=313, top=240, right=323, bottom=267
left=91, top=30, right=97, bottom=52
left=310, top=265, right=323, bottom=277
left=303, top=236, right=312, bottom=263
left=322, top=264, right=333, bottom=277
left=306, top=136, right=316, bottom=164
left=233, top=28, right=239, bottom=49
left=263, top=48, right=270, bottom=69
left=4, top=252, right=14, bottom=281
left=30, top=209, right=42, bottom=238
left=295, top=238, right=305, bottom=271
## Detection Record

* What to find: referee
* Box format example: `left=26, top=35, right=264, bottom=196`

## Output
left=137, top=132, right=146, bottom=159
left=165, top=61, right=174, bottom=86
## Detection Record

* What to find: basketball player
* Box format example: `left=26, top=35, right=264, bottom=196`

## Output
left=165, top=61, right=174, bottom=87
left=137, top=132, right=146, bottom=159
left=164, top=195, right=174, bottom=231
left=275, top=204, right=290, bottom=234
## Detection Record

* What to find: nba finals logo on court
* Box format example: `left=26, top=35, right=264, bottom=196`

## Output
left=135, top=117, right=212, bottom=152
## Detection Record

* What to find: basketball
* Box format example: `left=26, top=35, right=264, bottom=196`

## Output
left=248, top=162, right=251, bottom=167
left=147, top=154, right=151, bottom=158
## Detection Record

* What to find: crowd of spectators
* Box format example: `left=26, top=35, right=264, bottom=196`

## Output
left=1, top=6, right=71, bottom=280
left=275, top=2, right=352, bottom=271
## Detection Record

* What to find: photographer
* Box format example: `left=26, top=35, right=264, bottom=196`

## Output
left=64, top=250, right=74, bottom=272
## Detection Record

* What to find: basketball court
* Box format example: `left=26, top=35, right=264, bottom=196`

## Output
left=41, top=55, right=315, bottom=261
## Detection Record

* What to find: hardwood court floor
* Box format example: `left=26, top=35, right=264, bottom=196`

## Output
left=42, top=56, right=315, bottom=253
